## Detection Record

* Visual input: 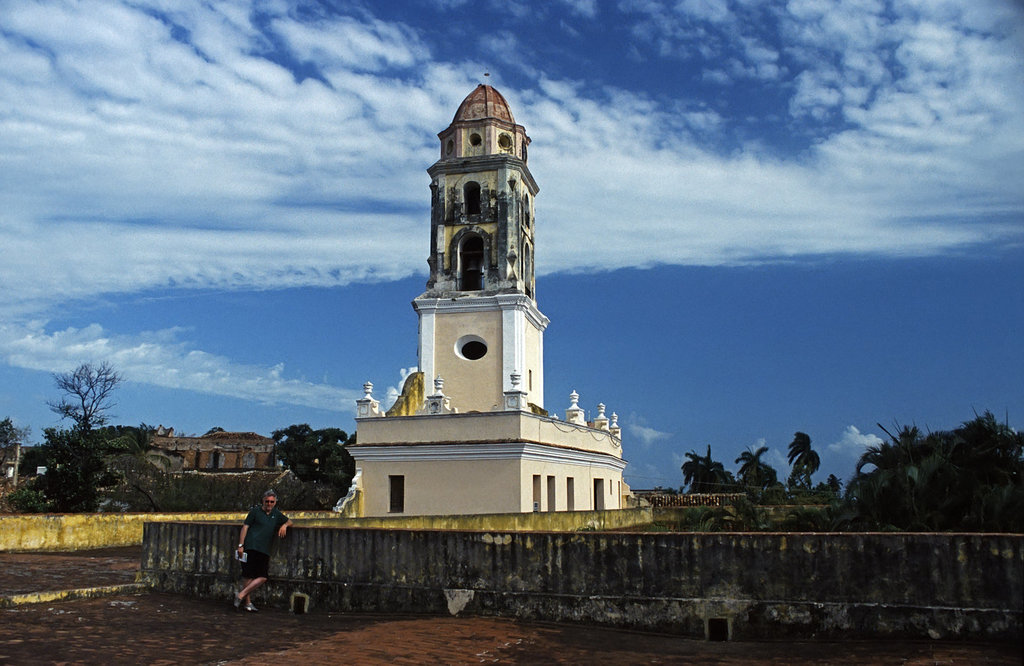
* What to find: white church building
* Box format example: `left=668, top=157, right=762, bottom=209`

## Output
left=347, top=84, right=628, bottom=517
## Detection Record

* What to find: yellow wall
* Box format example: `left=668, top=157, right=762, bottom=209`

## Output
left=353, top=411, right=624, bottom=517
left=358, top=458, right=521, bottom=516
left=357, top=411, right=622, bottom=457
left=297, top=506, right=654, bottom=532
left=0, top=508, right=655, bottom=551
left=0, top=510, right=335, bottom=552
left=433, top=308, right=504, bottom=412
left=520, top=461, right=623, bottom=512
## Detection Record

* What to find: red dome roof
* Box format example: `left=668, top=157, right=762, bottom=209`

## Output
left=452, top=84, right=515, bottom=124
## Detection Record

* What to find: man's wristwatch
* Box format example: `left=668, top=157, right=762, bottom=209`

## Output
left=237, top=544, right=243, bottom=549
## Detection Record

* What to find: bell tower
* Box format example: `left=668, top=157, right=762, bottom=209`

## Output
left=351, top=83, right=627, bottom=518
left=414, top=84, right=548, bottom=412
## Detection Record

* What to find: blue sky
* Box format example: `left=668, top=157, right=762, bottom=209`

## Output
left=1, top=0, right=1022, bottom=489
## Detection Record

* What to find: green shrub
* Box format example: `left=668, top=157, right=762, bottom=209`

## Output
left=9, top=486, right=50, bottom=513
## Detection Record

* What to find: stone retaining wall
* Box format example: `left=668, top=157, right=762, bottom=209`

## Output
left=141, top=522, right=1022, bottom=641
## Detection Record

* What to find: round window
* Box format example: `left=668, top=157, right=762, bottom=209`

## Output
left=446, top=139, right=454, bottom=155
left=455, top=335, right=487, bottom=360
left=469, top=133, right=482, bottom=146
left=498, top=133, right=512, bottom=150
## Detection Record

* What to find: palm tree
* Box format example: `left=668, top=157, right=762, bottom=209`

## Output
left=681, top=445, right=732, bottom=494
left=787, top=432, right=820, bottom=490
left=735, top=445, right=777, bottom=490
left=845, top=412, right=1024, bottom=531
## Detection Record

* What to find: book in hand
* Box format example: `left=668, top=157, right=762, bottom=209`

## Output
left=235, top=550, right=247, bottom=562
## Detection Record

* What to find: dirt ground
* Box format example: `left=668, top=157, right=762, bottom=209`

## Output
left=0, top=548, right=1019, bottom=665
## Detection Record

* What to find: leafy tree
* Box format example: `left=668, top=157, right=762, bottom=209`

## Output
left=810, top=474, right=843, bottom=497
left=273, top=424, right=356, bottom=505
left=32, top=427, right=116, bottom=512
left=735, top=445, right=778, bottom=490
left=92, top=423, right=152, bottom=454
left=787, top=432, right=820, bottom=490
left=844, top=411, right=1024, bottom=531
left=681, top=445, right=735, bottom=493
left=48, top=361, right=122, bottom=433
left=23, top=363, right=127, bottom=511
left=720, top=496, right=770, bottom=531
left=95, top=424, right=162, bottom=509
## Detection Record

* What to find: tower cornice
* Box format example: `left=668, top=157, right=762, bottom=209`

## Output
left=428, top=154, right=539, bottom=195
left=413, top=293, right=550, bottom=331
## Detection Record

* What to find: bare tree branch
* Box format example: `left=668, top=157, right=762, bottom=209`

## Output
left=48, top=361, right=123, bottom=432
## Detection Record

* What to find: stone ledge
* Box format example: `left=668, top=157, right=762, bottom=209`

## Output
left=0, top=582, right=148, bottom=608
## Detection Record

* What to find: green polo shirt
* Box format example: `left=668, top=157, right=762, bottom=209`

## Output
left=243, top=506, right=289, bottom=555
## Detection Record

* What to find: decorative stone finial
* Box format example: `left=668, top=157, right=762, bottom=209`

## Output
left=593, top=402, right=609, bottom=431
left=565, top=389, right=585, bottom=425
left=504, top=371, right=528, bottom=412
left=419, top=375, right=455, bottom=415
left=356, top=381, right=382, bottom=418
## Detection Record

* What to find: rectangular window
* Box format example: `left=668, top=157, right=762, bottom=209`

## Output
left=594, top=478, right=605, bottom=510
left=566, top=477, right=575, bottom=511
left=389, top=475, right=405, bottom=513
left=546, top=475, right=556, bottom=512
left=532, top=474, right=541, bottom=512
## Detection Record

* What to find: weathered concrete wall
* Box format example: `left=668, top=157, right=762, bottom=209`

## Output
left=0, top=511, right=335, bottom=552
left=141, top=523, right=1022, bottom=641
left=298, top=507, right=654, bottom=532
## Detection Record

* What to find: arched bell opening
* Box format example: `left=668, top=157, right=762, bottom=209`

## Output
left=463, top=181, right=481, bottom=216
left=459, top=235, right=485, bottom=291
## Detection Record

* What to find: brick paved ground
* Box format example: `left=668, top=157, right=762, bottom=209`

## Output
left=0, top=548, right=1019, bottom=665
left=0, top=548, right=140, bottom=595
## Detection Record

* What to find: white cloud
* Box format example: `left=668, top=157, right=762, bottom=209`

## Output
left=2, top=0, right=1020, bottom=319
left=677, top=0, right=731, bottom=23
left=621, top=412, right=672, bottom=449
left=828, top=425, right=883, bottom=457
left=629, top=423, right=672, bottom=448
left=271, top=14, right=427, bottom=72
left=0, top=321, right=358, bottom=412
left=0, top=0, right=1021, bottom=412
left=384, top=366, right=420, bottom=411
left=764, top=444, right=789, bottom=475
left=558, top=0, right=598, bottom=19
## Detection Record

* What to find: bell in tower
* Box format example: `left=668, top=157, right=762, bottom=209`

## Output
left=414, top=84, right=548, bottom=412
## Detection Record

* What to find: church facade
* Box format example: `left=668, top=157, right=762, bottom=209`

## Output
left=347, top=85, right=627, bottom=517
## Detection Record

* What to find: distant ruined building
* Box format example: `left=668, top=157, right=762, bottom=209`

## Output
left=150, top=426, right=276, bottom=472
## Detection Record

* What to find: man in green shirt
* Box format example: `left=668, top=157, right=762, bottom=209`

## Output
left=233, top=489, right=292, bottom=612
